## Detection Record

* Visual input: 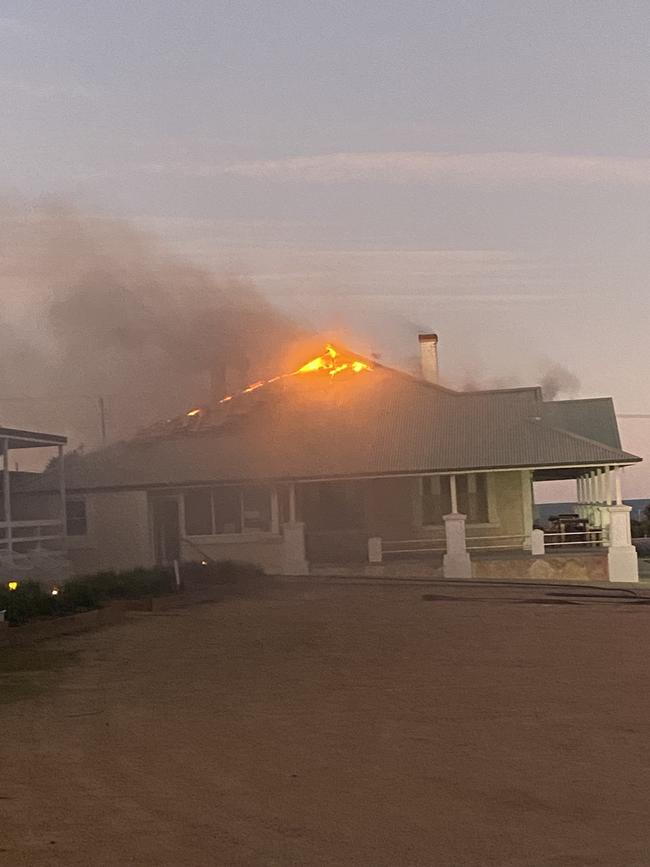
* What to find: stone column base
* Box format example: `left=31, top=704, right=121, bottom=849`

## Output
left=608, top=546, right=639, bottom=583
left=282, top=522, right=309, bottom=576
left=443, top=552, right=472, bottom=580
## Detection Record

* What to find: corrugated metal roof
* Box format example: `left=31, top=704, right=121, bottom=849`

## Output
left=19, top=365, right=640, bottom=493
left=540, top=398, right=622, bottom=450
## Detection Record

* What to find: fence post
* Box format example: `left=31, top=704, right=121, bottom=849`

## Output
left=368, top=537, right=382, bottom=564
left=531, top=528, right=545, bottom=556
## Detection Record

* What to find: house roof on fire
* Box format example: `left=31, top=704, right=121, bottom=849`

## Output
left=20, top=350, right=640, bottom=493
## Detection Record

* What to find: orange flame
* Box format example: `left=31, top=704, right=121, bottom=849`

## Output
left=186, top=344, right=372, bottom=416
left=243, top=380, right=265, bottom=393
left=295, top=344, right=371, bottom=378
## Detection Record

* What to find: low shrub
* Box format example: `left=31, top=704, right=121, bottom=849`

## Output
left=0, top=581, right=59, bottom=626
left=0, top=561, right=263, bottom=626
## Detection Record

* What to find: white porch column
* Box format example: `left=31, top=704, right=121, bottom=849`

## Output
left=442, top=512, right=472, bottom=579
left=605, top=466, right=613, bottom=506
left=615, top=467, right=623, bottom=505
left=58, top=444, right=67, bottom=550
left=449, top=474, right=458, bottom=514
left=270, top=488, right=280, bottom=534
left=2, top=437, right=11, bottom=554
left=282, top=483, right=308, bottom=575
left=521, top=470, right=533, bottom=549
left=607, top=504, right=638, bottom=583
left=288, top=483, right=297, bottom=522
left=590, top=471, right=602, bottom=527
left=576, top=476, right=585, bottom=519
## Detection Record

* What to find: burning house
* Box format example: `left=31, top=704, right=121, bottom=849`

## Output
left=14, top=336, right=642, bottom=583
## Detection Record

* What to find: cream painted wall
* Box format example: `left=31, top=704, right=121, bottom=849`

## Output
left=67, top=490, right=153, bottom=575
left=365, top=472, right=530, bottom=548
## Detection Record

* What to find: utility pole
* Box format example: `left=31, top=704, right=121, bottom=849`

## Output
left=98, top=396, right=107, bottom=445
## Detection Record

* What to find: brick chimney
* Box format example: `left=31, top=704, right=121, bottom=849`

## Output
left=418, top=333, right=439, bottom=384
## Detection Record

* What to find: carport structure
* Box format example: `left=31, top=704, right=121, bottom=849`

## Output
left=1, top=426, right=68, bottom=564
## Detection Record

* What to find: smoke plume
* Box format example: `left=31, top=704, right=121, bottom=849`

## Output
left=539, top=364, right=581, bottom=401
left=459, top=363, right=580, bottom=399
left=0, top=201, right=298, bottom=449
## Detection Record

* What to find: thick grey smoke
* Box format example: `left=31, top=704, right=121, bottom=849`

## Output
left=0, top=201, right=298, bottom=448
left=539, top=364, right=581, bottom=401
left=459, top=363, right=580, bottom=399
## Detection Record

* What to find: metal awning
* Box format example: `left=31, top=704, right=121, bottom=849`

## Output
left=0, top=427, right=67, bottom=450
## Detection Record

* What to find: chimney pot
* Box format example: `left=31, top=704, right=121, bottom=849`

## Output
left=418, top=333, right=439, bottom=383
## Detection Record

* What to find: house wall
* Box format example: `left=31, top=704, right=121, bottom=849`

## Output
left=366, top=471, right=530, bottom=547
left=67, top=490, right=153, bottom=575
left=301, top=471, right=532, bottom=564
left=13, top=470, right=533, bottom=575
left=467, top=470, right=529, bottom=549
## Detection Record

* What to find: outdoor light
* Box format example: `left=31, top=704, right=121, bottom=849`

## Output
left=7, top=581, right=18, bottom=591
left=51, top=588, right=59, bottom=596
left=201, top=560, right=208, bottom=566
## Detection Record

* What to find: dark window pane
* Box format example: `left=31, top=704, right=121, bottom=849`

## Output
left=278, top=486, right=291, bottom=525
left=456, top=475, right=469, bottom=515
left=184, top=490, right=212, bottom=535
left=66, top=499, right=87, bottom=536
left=422, top=476, right=451, bottom=525
left=302, top=482, right=365, bottom=531
left=242, top=486, right=271, bottom=531
left=213, top=487, right=242, bottom=534
left=467, top=473, right=489, bottom=523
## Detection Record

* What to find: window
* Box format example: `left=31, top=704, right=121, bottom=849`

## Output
left=184, top=490, right=213, bottom=536
left=213, top=487, right=242, bottom=534
left=456, top=474, right=490, bottom=523
left=300, top=482, right=365, bottom=531
left=421, top=476, right=451, bottom=525
left=421, top=475, right=490, bottom=525
left=183, top=487, right=272, bottom=536
left=242, top=486, right=271, bottom=532
left=66, top=499, right=87, bottom=536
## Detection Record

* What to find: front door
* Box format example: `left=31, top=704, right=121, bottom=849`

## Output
left=152, top=498, right=181, bottom=565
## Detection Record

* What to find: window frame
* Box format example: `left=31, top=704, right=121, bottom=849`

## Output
left=182, top=486, right=277, bottom=538
left=419, top=473, right=497, bottom=528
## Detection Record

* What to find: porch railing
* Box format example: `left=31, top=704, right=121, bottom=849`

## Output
left=543, top=528, right=605, bottom=549
left=0, top=519, right=65, bottom=550
left=465, top=533, right=528, bottom=551
left=380, top=538, right=446, bottom=556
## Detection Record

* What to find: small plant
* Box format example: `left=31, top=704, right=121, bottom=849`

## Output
left=0, top=581, right=58, bottom=625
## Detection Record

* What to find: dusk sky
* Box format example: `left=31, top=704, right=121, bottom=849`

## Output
left=1, top=1, right=649, bottom=496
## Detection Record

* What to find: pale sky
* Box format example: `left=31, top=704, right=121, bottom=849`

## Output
left=1, top=1, right=649, bottom=497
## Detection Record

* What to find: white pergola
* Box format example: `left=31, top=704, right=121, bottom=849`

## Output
left=1, top=426, right=68, bottom=556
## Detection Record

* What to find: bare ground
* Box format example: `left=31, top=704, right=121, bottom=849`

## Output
left=1, top=580, right=649, bottom=867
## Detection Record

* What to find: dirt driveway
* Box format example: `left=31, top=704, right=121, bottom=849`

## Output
left=1, top=580, right=649, bottom=866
